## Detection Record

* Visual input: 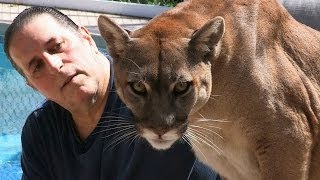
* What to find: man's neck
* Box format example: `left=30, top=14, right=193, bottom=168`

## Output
left=72, top=94, right=108, bottom=140
left=72, top=54, right=111, bottom=140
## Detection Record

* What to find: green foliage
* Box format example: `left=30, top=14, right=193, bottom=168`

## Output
left=114, top=0, right=183, bottom=7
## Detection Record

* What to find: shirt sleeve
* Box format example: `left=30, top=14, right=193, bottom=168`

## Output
left=21, top=112, right=50, bottom=180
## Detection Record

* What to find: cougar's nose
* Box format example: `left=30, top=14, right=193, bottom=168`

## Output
left=152, top=128, right=169, bottom=137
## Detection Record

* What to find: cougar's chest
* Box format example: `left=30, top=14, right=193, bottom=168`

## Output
left=189, top=111, right=261, bottom=180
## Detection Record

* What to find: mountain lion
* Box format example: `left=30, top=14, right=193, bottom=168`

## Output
left=98, top=0, right=320, bottom=179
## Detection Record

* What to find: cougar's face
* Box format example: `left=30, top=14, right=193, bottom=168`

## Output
left=113, top=37, right=212, bottom=150
left=98, top=14, right=224, bottom=150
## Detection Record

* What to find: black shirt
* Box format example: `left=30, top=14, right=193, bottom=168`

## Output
left=21, top=62, right=220, bottom=180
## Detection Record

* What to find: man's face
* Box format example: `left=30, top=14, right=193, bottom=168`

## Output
left=9, top=14, right=107, bottom=111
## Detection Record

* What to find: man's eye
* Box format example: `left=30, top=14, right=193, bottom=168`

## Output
left=50, top=42, right=64, bottom=53
left=33, top=62, right=43, bottom=73
left=54, top=42, right=62, bottom=51
left=32, top=62, right=42, bottom=74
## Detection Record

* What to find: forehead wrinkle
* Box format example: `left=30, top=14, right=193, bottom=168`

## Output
left=126, top=61, right=159, bottom=86
left=158, top=39, right=172, bottom=87
left=127, top=37, right=160, bottom=72
left=159, top=39, right=192, bottom=83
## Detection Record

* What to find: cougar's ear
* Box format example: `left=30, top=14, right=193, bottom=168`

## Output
left=98, top=15, right=131, bottom=59
left=189, top=16, right=225, bottom=60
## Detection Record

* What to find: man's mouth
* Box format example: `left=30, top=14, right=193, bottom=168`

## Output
left=62, top=73, right=78, bottom=89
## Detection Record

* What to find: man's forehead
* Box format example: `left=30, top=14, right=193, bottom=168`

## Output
left=21, top=14, right=74, bottom=37
left=26, top=14, right=59, bottom=26
left=17, top=17, right=78, bottom=47
left=9, top=15, right=66, bottom=70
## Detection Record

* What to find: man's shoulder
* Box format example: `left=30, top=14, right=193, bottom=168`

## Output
left=22, top=100, right=70, bottom=138
left=24, top=100, right=64, bottom=122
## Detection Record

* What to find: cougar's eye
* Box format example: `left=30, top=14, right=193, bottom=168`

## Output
left=174, top=81, right=191, bottom=95
left=130, top=81, right=147, bottom=95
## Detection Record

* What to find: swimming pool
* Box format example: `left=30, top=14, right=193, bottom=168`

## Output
left=0, top=36, right=45, bottom=179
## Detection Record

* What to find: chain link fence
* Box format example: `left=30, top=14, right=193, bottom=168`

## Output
left=0, top=38, right=45, bottom=135
left=109, top=0, right=183, bottom=6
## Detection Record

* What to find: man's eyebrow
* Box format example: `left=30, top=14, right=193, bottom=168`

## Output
left=45, top=37, right=56, bottom=46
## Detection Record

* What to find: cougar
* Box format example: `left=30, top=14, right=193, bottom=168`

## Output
left=98, top=0, right=320, bottom=179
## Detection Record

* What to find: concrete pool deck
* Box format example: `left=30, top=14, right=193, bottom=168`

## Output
left=0, top=2, right=151, bottom=46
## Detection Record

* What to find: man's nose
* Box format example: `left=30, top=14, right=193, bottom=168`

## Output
left=42, top=52, right=63, bottom=74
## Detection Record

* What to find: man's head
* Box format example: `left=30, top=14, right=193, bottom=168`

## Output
left=4, top=6, right=110, bottom=113
left=4, top=6, right=79, bottom=77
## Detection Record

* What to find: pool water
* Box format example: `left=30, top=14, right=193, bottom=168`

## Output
left=0, top=38, right=45, bottom=179
left=0, top=135, right=22, bottom=179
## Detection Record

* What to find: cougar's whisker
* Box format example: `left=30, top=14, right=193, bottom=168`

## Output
left=126, top=71, right=141, bottom=75
left=124, top=57, right=142, bottom=70
left=181, top=135, right=193, bottom=148
left=97, top=125, right=135, bottom=137
left=128, top=134, right=139, bottom=147
left=96, top=122, right=134, bottom=129
left=190, top=122, right=222, bottom=130
left=184, top=132, right=208, bottom=162
left=194, top=118, right=231, bottom=123
left=93, top=126, right=132, bottom=136
left=187, top=128, right=223, bottom=155
left=209, top=94, right=221, bottom=100
left=189, top=124, right=224, bottom=139
left=104, top=130, right=137, bottom=151
left=187, top=128, right=223, bottom=154
left=197, top=113, right=229, bottom=123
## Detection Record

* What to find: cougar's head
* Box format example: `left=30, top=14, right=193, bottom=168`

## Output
left=98, top=15, right=224, bottom=150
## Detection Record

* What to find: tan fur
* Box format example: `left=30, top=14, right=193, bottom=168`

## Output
left=98, top=0, right=320, bottom=179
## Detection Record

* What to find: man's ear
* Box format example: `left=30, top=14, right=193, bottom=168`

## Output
left=79, top=26, right=99, bottom=53
left=26, top=80, right=36, bottom=90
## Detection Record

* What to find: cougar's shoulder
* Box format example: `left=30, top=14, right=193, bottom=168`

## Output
left=98, top=0, right=320, bottom=179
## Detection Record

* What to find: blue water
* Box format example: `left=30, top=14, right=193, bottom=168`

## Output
left=0, top=135, right=22, bottom=179
left=0, top=38, right=45, bottom=179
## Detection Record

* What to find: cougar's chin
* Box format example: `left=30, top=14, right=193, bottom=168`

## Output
left=147, top=138, right=177, bottom=150
left=141, top=128, right=181, bottom=150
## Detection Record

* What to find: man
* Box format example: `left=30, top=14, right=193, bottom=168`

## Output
left=4, top=6, right=219, bottom=180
